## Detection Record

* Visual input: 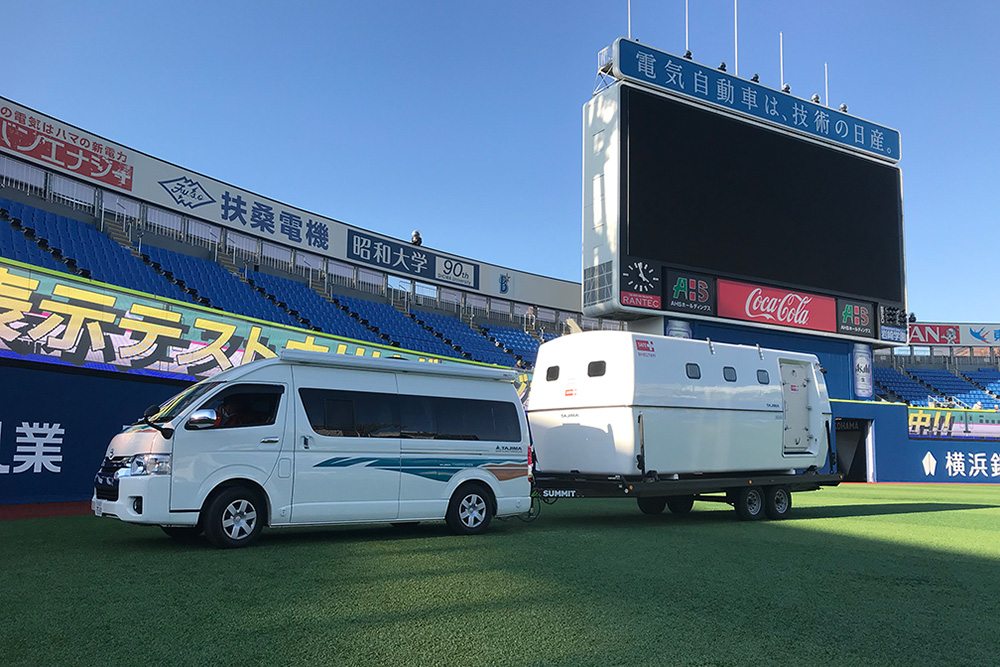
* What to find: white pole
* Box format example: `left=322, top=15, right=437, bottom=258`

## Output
left=779, top=31, right=784, bottom=88
left=734, top=0, right=739, bottom=76
left=628, top=0, right=632, bottom=39
left=825, top=62, right=829, bottom=106
left=685, top=0, right=689, bottom=52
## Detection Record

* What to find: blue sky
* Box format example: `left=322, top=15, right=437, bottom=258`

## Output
left=4, top=1, right=999, bottom=322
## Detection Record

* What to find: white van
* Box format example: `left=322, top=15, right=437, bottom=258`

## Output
left=92, top=350, right=531, bottom=548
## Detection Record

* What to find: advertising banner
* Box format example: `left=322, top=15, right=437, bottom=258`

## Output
left=0, top=257, right=511, bottom=382
left=908, top=406, right=1000, bottom=440
left=882, top=439, right=1000, bottom=484
left=613, top=38, right=901, bottom=161
left=664, top=270, right=715, bottom=316
left=908, top=322, right=1000, bottom=347
left=717, top=279, right=837, bottom=333
left=837, top=299, right=875, bottom=338
left=347, top=230, right=480, bottom=290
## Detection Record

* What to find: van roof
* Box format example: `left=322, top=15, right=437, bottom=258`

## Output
left=275, top=349, right=518, bottom=382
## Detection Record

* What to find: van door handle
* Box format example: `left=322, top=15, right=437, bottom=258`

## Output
left=303, top=435, right=310, bottom=449
left=260, top=437, right=279, bottom=444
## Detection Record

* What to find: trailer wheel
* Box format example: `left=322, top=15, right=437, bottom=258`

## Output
left=764, top=485, right=792, bottom=520
left=666, top=495, right=695, bottom=514
left=446, top=483, right=493, bottom=535
left=637, top=496, right=667, bottom=515
left=734, top=486, right=765, bottom=521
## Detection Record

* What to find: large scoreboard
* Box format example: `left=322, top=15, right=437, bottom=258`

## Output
left=583, top=38, right=907, bottom=345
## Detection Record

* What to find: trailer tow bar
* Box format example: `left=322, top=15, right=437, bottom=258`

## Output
left=498, top=491, right=542, bottom=523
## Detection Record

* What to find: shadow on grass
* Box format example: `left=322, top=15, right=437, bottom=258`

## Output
left=530, top=500, right=997, bottom=527
left=110, top=500, right=996, bottom=553
left=787, top=502, right=997, bottom=520
left=120, top=517, right=506, bottom=552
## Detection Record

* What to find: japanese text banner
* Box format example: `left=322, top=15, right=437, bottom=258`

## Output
left=0, top=257, right=495, bottom=383
left=614, top=38, right=901, bottom=161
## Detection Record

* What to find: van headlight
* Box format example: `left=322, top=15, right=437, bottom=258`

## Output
left=130, top=454, right=171, bottom=476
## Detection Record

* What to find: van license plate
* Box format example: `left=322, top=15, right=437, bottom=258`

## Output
left=93, top=499, right=104, bottom=516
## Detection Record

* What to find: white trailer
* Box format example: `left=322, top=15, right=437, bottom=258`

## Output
left=527, top=331, right=842, bottom=520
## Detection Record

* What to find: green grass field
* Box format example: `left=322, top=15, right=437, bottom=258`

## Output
left=2, top=484, right=999, bottom=666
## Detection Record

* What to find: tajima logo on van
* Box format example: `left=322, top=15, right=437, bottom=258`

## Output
left=717, top=280, right=836, bottom=333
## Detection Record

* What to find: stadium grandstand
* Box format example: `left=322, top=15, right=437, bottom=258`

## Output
left=874, top=352, right=1000, bottom=410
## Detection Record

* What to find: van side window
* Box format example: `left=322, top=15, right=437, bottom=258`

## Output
left=200, top=384, right=284, bottom=429
left=298, top=389, right=400, bottom=438
left=298, top=390, right=521, bottom=442
left=587, top=361, right=606, bottom=377
left=686, top=363, right=701, bottom=380
left=757, top=370, right=770, bottom=384
left=400, top=396, right=521, bottom=442
left=546, top=366, right=559, bottom=381
left=723, top=367, right=737, bottom=382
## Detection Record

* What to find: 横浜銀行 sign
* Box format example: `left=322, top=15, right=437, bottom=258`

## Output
left=613, top=38, right=900, bottom=162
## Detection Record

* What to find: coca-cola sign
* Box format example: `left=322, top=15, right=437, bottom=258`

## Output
left=717, top=280, right=836, bottom=333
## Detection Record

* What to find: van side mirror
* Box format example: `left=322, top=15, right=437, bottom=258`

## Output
left=186, top=409, right=218, bottom=430
left=144, top=404, right=160, bottom=418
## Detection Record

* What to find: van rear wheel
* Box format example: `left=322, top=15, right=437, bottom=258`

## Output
left=204, top=486, right=264, bottom=548
left=446, top=483, right=493, bottom=535
left=637, top=496, right=667, bottom=515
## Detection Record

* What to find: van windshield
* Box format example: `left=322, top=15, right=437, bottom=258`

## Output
left=145, top=381, right=223, bottom=424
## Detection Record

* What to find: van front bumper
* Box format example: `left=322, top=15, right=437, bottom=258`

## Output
left=92, top=473, right=197, bottom=527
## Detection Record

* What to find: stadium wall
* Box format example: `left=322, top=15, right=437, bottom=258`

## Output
left=0, top=361, right=185, bottom=504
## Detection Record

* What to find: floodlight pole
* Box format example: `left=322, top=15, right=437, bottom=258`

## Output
left=779, top=31, right=785, bottom=88
left=734, top=0, right=739, bottom=77
left=685, top=0, right=689, bottom=52
left=825, top=62, right=829, bottom=106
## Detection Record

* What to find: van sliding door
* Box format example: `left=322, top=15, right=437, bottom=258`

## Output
left=290, top=366, right=401, bottom=523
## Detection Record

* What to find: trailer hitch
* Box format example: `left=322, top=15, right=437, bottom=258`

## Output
left=637, top=411, right=646, bottom=475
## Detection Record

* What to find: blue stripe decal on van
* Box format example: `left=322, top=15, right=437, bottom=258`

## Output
left=314, top=456, right=525, bottom=482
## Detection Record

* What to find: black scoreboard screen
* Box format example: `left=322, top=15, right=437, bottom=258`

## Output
left=621, top=85, right=904, bottom=305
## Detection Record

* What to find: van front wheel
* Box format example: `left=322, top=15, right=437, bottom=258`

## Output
left=446, top=483, right=493, bottom=535
left=204, top=487, right=264, bottom=548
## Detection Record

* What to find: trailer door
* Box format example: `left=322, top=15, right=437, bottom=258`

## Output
left=779, top=361, right=811, bottom=453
